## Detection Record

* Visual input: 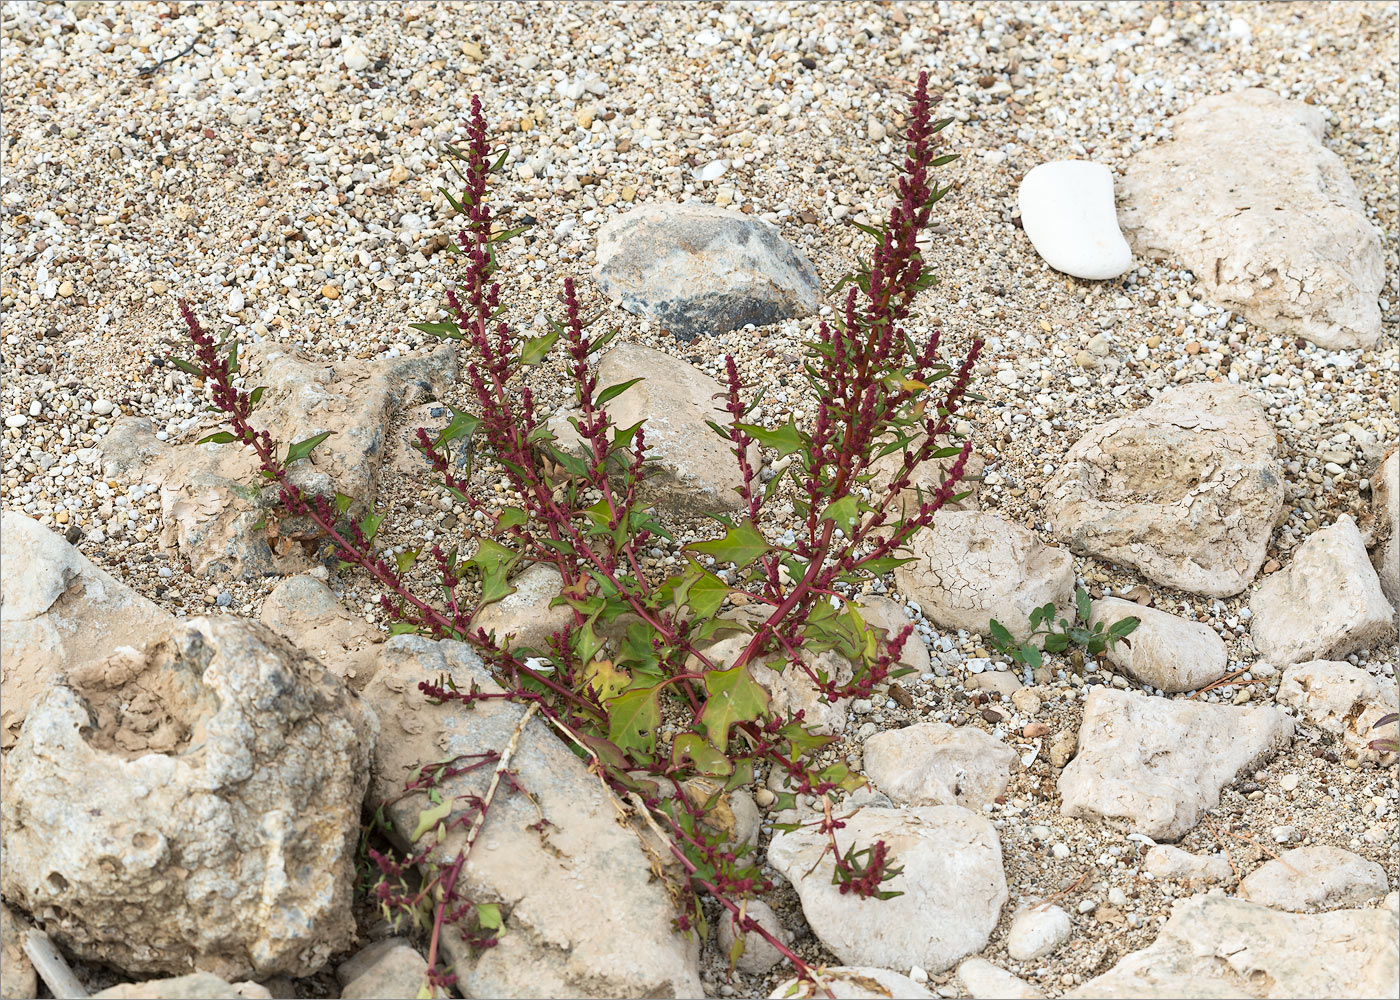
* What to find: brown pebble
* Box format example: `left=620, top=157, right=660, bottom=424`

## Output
left=889, top=683, right=914, bottom=709
left=1185, top=341, right=1201, bottom=355
left=1023, top=722, right=1051, bottom=738
left=321, top=284, right=340, bottom=300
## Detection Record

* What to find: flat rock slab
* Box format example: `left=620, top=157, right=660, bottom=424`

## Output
left=1058, top=688, right=1294, bottom=842
left=1089, top=597, right=1227, bottom=693
left=1045, top=384, right=1283, bottom=598
left=1276, top=659, right=1399, bottom=760
left=1119, top=88, right=1384, bottom=350
left=862, top=722, right=1018, bottom=809
left=1238, top=846, right=1389, bottom=912
left=364, top=636, right=702, bottom=1000
left=1250, top=515, right=1394, bottom=665
left=1068, top=894, right=1399, bottom=998
left=767, top=805, right=1006, bottom=973
left=594, top=203, right=819, bottom=340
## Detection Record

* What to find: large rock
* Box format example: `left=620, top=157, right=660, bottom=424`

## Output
left=1089, top=597, right=1227, bottom=693
left=594, top=203, right=820, bottom=340
left=1005, top=904, right=1072, bottom=962
left=698, top=631, right=853, bottom=737
left=1068, top=894, right=1399, bottom=998
left=260, top=575, right=383, bottom=691
left=1276, top=659, right=1399, bottom=760
left=100, top=343, right=456, bottom=578
left=1044, top=384, right=1284, bottom=597
left=93, top=974, right=249, bottom=999
left=1058, top=688, right=1294, bottom=841
left=893, top=511, right=1074, bottom=643
left=767, top=805, right=1006, bottom=973
left=957, top=958, right=1045, bottom=999
left=1369, top=448, right=1398, bottom=607
left=472, top=563, right=573, bottom=654
left=714, top=899, right=790, bottom=976
left=1118, top=88, right=1384, bottom=350
left=1238, top=846, right=1389, bottom=912
left=862, top=723, right=1018, bottom=809
left=1250, top=515, right=1395, bottom=664
left=0, top=618, right=376, bottom=979
left=1017, top=160, right=1132, bottom=281
left=549, top=342, right=757, bottom=515
left=335, top=939, right=429, bottom=1000
left=0, top=512, right=174, bottom=749
left=769, top=967, right=935, bottom=999
left=364, top=636, right=702, bottom=999
left=1142, top=845, right=1233, bottom=886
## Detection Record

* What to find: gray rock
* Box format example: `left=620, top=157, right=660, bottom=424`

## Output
left=1068, top=894, right=1398, bottom=998
left=893, top=511, right=1075, bottom=644
left=957, top=957, right=1045, bottom=999
left=260, top=575, right=382, bottom=691
left=336, top=939, right=429, bottom=999
left=1276, top=659, right=1399, bottom=760
left=93, top=973, right=247, bottom=999
left=1045, top=384, right=1284, bottom=598
left=862, top=723, right=1018, bottom=809
left=715, top=899, right=790, bottom=976
left=769, top=967, right=935, bottom=999
left=1119, top=88, right=1384, bottom=350
left=1058, top=688, right=1294, bottom=841
left=1368, top=448, right=1398, bottom=607
left=1142, top=845, right=1233, bottom=886
left=1005, top=904, right=1072, bottom=962
left=1251, top=515, right=1395, bottom=665
left=100, top=344, right=456, bottom=579
left=363, top=636, right=702, bottom=999
left=0, top=512, right=174, bottom=749
left=1239, top=846, right=1389, bottom=912
left=0, top=618, right=376, bottom=979
left=594, top=203, right=819, bottom=340
left=767, top=805, right=1007, bottom=973
left=1089, top=597, right=1227, bottom=693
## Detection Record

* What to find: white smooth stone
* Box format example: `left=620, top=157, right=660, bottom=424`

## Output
left=1018, top=161, right=1132, bottom=280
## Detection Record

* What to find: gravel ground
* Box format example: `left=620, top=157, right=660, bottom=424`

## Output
left=2, top=2, right=1397, bottom=997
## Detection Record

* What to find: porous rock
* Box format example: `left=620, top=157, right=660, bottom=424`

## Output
left=99, top=343, right=456, bottom=579
left=260, top=574, right=382, bottom=690
left=1119, top=88, right=1384, bottom=350
left=335, top=939, right=429, bottom=999
left=594, top=203, right=819, bottom=340
left=1250, top=515, right=1395, bottom=665
left=862, top=723, right=1017, bottom=809
left=893, top=511, right=1074, bottom=644
left=1017, top=160, right=1132, bottom=281
left=92, top=973, right=250, bottom=999
left=1068, top=894, right=1398, bottom=998
left=856, top=595, right=931, bottom=675
left=0, top=618, right=376, bottom=979
left=363, top=636, right=702, bottom=999
left=767, top=805, right=1007, bottom=973
left=1, top=512, right=173, bottom=748
left=1276, top=659, right=1399, bottom=760
left=1045, top=383, right=1283, bottom=597
left=1089, top=597, right=1227, bottom=693
left=1058, top=688, right=1293, bottom=841
left=1238, top=846, right=1389, bottom=912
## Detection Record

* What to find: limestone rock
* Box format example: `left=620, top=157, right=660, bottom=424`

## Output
left=364, top=636, right=702, bottom=999
left=1017, top=161, right=1132, bottom=281
left=1, top=512, right=173, bottom=748
left=100, top=344, right=456, bottom=579
left=336, top=939, right=429, bottom=999
left=767, top=805, right=1006, bottom=973
left=1058, top=688, right=1294, bottom=841
left=1368, top=448, right=1398, bottom=607
left=893, top=511, right=1074, bottom=643
left=1276, top=659, right=1399, bottom=760
left=472, top=563, right=573, bottom=653
left=260, top=575, right=382, bottom=691
left=769, top=967, right=935, bottom=999
left=1119, top=88, right=1384, bottom=350
left=715, top=899, right=790, bottom=976
left=0, top=618, right=376, bottom=979
left=1068, top=894, right=1398, bottom=998
left=0, top=904, right=36, bottom=1000
left=856, top=595, right=931, bottom=675
left=549, top=343, right=757, bottom=515
left=1045, top=384, right=1284, bottom=597
left=868, top=440, right=984, bottom=523
left=93, top=973, right=247, bottom=999
left=1142, top=845, right=1233, bottom=886
left=1089, top=597, right=1227, bottom=693
left=1005, top=904, right=1072, bottom=962
left=697, top=631, right=854, bottom=737
left=594, top=203, right=819, bottom=340
left=957, top=957, right=1046, bottom=999
left=862, top=723, right=1018, bottom=809
left=1251, top=516, right=1395, bottom=665
left=1239, top=846, right=1389, bottom=912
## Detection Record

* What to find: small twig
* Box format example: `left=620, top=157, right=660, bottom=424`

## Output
left=1187, top=667, right=1265, bottom=701
left=24, top=929, right=88, bottom=999
left=1202, top=816, right=1237, bottom=879
left=137, top=35, right=200, bottom=77
left=1029, top=868, right=1091, bottom=912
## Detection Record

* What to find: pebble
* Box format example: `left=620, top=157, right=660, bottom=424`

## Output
left=1017, top=161, right=1132, bottom=280
left=92, top=399, right=115, bottom=416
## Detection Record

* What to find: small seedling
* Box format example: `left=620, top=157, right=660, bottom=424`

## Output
left=988, top=588, right=1139, bottom=679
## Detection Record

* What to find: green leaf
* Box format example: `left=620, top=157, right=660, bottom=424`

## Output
left=285, top=431, right=332, bottom=466
left=820, top=496, right=860, bottom=534
left=388, top=622, right=420, bottom=637
left=607, top=685, right=661, bottom=757
left=196, top=431, right=239, bottom=446
left=395, top=549, right=419, bottom=574
left=471, top=539, right=519, bottom=606
left=734, top=419, right=805, bottom=457
left=671, top=733, right=734, bottom=777
left=248, top=386, right=267, bottom=406
left=410, top=321, right=462, bottom=339
left=474, top=902, right=503, bottom=931
left=1023, top=645, right=1042, bottom=669
left=410, top=798, right=453, bottom=843
left=859, top=555, right=916, bottom=575
left=671, top=564, right=730, bottom=620
left=335, top=492, right=355, bottom=515
left=1043, top=633, right=1069, bottom=653
left=988, top=620, right=1014, bottom=650
left=699, top=665, right=769, bottom=750
left=1109, top=617, right=1141, bottom=637
left=168, top=357, right=202, bottom=377
left=520, top=328, right=559, bottom=366
left=596, top=377, right=644, bottom=407
left=1075, top=588, right=1091, bottom=624
left=686, top=521, right=769, bottom=569
left=359, top=510, right=386, bottom=543
left=496, top=508, right=528, bottom=531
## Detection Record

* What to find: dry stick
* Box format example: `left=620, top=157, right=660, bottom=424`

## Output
left=1187, top=667, right=1265, bottom=701
left=1202, top=815, right=1239, bottom=879
left=24, top=929, right=88, bottom=999
left=1029, top=868, right=1092, bottom=913
left=421, top=702, right=539, bottom=993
